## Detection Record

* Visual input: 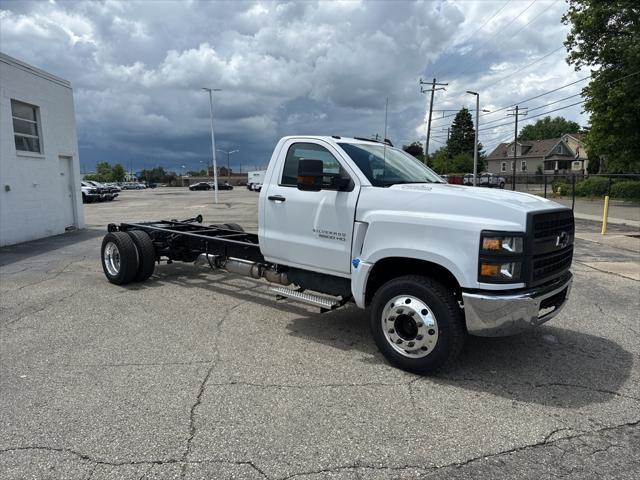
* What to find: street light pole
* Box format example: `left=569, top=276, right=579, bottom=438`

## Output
left=217, top=149, right=239, bottom=182
left=467, top=91, right=479, bottom=187
left=202, top=87, right=222, bottom=204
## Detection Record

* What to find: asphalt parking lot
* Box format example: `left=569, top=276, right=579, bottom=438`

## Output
left=1, top=188, right=639, bottom=479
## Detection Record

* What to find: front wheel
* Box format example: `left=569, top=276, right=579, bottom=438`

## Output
left=370, top=275, right=465, bottom=375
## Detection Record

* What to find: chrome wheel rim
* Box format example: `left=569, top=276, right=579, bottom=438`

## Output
left=381, top=295, right=438, bottom=358
left=104, top=242, right=121, bottom=276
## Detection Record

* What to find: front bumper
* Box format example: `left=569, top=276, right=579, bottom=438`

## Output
left=462, top=272, right=572, bottom=337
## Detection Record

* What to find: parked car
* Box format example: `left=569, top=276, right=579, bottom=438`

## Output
left=80, top=182, right=99, bottom=203
left=80, top=181, right=116, bottom=202
left=189, top=182, right=212, bottom=191
left=462, top=173, right=506, bottom=189
left=211, top=181, right=234, bottom=191
left=122, top=182, right=145, bottom=190
left=87, top=181, right=120, bottom=195
left=102, top=182, right=122, bottom=192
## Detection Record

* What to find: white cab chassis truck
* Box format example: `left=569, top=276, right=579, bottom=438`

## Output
left=101, top=136, right=574, bottom=374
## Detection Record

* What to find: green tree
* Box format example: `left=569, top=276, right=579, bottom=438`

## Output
left=402, top=142, right=425, bottom=161
left=139, top=166, right=177, bottom=184
left=447, top=107, right=481, bottom=157
left=519, top=116, right=580, bottom=141
left=430, top=147, right=475, bottom=175
left=430, top=147, right=450, bottom=174
left=95, top=162, right=113, bottom=182
left=111, top=164, right=126, bottom=182
left=563, top=0, right=640, bottom=172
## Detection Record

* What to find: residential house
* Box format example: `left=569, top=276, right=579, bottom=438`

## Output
left=485, top=134, right=588, bottom=175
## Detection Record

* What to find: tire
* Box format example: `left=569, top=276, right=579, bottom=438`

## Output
left=370, top=275, right=465, bottom=375
left=101, top=232, right=139, bottom=285
left=127, top=230, right=156, bottom=282
left=499, top=182, right=505, bottom=189
left=223, top=223, right=244, bottom=232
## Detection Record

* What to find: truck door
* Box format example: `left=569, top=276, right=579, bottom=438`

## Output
left=261, top=140, right=359, bottom=277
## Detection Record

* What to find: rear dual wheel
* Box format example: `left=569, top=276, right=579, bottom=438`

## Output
left=101, top=230, right=155, bottom=285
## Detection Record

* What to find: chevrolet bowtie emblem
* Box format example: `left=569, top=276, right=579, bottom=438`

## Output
left=556, top=231, right=569, bottom=248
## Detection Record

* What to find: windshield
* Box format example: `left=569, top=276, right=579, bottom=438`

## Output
left=338, top=143, right=444, bottom=186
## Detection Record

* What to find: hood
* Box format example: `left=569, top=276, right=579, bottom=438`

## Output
left=356, top=183, right=566, bottom=230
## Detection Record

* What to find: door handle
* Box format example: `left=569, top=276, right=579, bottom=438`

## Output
left=268, top=195, right=286, bottom=202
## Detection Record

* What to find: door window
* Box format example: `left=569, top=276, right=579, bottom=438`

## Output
left=281, top=142, right=350, bottom=189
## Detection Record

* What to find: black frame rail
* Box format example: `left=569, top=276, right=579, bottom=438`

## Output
left=107, top=217, right=265, bottom=264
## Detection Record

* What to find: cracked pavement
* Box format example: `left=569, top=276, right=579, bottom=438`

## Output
left=1, top=189, right=639, bottom=479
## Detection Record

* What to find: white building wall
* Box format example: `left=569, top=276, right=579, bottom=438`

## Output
left=0, top=53, right=84, bottom=247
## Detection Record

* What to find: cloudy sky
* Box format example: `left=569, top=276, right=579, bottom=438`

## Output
left=0, top=0, right=589, bottom=173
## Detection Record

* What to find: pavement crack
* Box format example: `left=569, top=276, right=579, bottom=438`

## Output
left=180, top=364, right=215, bottom=477
left=0, top=445, right=179, bottom=466
left=277, top=420, right=640, bottom=480
left=12, top=256, right=87, bottom=292
left=61, top=360, right=212, bottom=368
left=207, top=380, right=408, bottom=390
left=2, top=291, right=79, bottom=328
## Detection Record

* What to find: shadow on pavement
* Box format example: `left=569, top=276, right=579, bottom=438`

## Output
left=285, top=306, right=634, bottom=409
left=0, top=229, right=104, bottom=267
left=130, top=262, right=314, bottom=317
left=117, top=262, right=633, bottom=409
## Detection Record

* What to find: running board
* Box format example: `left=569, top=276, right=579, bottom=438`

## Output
left=270, top=286, right=341, bottom=311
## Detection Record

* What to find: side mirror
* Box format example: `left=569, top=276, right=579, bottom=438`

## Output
left=297, top=159, right=323, bottom=191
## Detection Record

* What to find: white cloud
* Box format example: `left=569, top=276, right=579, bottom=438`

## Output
left=0, top=0, right=587, bottom=169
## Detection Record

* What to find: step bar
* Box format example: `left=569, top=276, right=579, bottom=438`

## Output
left=270, top=286, right=342, bottom=311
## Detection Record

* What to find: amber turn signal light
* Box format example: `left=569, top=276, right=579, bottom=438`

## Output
left=480, top=263, right=500, bottom=277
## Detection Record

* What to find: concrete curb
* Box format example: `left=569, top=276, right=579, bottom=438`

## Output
left=574, top=212, right=640, bottom=228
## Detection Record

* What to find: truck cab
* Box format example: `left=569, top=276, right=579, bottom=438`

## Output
left=259, top=136, right=573, bottom=369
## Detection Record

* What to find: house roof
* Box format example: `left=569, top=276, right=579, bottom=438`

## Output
left=486, top=135, right=584, bottom=161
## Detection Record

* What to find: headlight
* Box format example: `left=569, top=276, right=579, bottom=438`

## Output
left=479, top=261, right=522, bottom=281
left=481, top=235, right=523, bottom=253
left=479, top=231, right=525, bottom=283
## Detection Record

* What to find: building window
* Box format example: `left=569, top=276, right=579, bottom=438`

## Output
left=11, top=99, right=42, bottom=153
left=556, top=144, right=563, bottom=154
left=511, top=161, right=515, bottom=171
left=521, top=160, right=527, bottom=171
left=501, top=162, right=506, bottom=172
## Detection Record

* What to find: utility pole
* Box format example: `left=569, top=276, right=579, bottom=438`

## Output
left=507, top=106, right=528, bottom=190
left=467, top=91, right=479, bottom=186
left=420, top=77, right=448, bottom=163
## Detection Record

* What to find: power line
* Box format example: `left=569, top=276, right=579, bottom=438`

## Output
left=455, top=0, right=538, bottom=78
left=479, top=75, right=590, bottom=118
left=431, top=75, right=590, bottom=127
left=479, top=92, right=584, bottom=128
left=478, top=100, right=585, bottom=132
left=508, top=0, right=560, bottom=38
left=493, top=45, right=565, bottom=85
left=437, top=0, right=513, bottom=76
